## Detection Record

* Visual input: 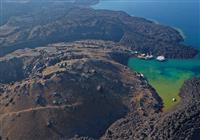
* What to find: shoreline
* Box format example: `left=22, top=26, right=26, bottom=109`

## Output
left=142, top=17, right=187, bottom=40
left=128, top=57, right=200, bottom=110
left=128, top=58, right=200, bottom=111
left=173, top=27, right=187, bottom=40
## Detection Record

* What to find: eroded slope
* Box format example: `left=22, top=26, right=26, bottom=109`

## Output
left=0, top=40, right=162, bottom=140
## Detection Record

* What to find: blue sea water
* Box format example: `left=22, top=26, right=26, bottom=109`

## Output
left=93, top=0, right=200, bottom=110
left=93, top=0, right=200, bottom=49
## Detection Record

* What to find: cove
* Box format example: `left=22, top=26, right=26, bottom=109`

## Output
left=93, top=0, right=200, bottom=49
left=128, top=58, right=200, bottom=111
left=94, top=0, right=200, bottom=111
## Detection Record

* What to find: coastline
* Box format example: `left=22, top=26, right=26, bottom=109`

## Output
left=142, top=17, right=160, bottom=25
left=173, top=27, right=187, bottom=40
left=128, top=57, right=200, bottom=110
left=146, top=19, right=187, bottom=40
left=142, top=17, right=187, bottom=40
left=131, top=16, right=187, bottom=40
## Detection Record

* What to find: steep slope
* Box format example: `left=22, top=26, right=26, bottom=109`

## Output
left=0, top=40, right=162, bottom=140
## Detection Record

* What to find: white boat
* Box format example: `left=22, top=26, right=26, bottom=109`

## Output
left=137, top=53, right=146, bottom=59
left=172, top=98, right=177, bottom=102
left=145, top=54, right=154, bottom=59
left=132, top=51, right=138, bottom=54
left=156, top=56, right=166, bottom=61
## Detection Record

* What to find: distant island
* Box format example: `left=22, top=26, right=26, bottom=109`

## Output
left=0, top=0, right=198, bottom=58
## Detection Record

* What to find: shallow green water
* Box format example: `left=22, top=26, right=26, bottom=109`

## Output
left=128, top=58, right=200, bottom=111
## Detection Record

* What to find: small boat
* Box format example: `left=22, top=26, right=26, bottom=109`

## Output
left=131, top=51, right=138, bottom=54
left=145, top=54, right=154, bottom=60
left=137, top=53, right=146, bottom=59
left=156, top=56, right=166, bottom=61
left=172, top=98, right=177, bottom=102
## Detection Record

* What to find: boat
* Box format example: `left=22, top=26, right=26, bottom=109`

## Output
left=172, top=98, right=177, bottom=102
left=145, top=54, right=154, bottom=59
left=156, top=56, right=166, bottom=61
left=131, top=51, right=138, bottom=54
left=137, top=53, right=146, bottom=59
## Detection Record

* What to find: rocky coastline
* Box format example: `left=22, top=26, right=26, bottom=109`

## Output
left=0, top=0, right=199, bottom=140
left=0, top=1, right=198, bottom=58
left=0, top=40, right=199, bottom=140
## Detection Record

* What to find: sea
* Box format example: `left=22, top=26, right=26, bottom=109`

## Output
left=93, top=0, right=200, bottom=111
left=93, top=0, right=200, bottom=49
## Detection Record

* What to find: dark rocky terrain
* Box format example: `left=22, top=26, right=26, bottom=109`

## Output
left=0, top=0, right=200, bottom=140
left=0, top=40, right=199, bottom=140
left=102, top=78, right=200, bottom=140
left=0, top=0, right=198, bottom=58
left=0, top=40, right=162, bottom=140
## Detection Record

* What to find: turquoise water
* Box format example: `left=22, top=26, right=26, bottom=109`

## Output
left=128, top=58, right=200, bottom=110
left=93, top=0, right=200, bottom=49
left=94, top=0, right=200, bottom=110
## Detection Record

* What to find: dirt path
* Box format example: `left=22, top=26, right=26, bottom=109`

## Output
left=0, top=103, right=80, bottom=120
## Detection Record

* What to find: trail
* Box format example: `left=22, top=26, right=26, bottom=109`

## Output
left=0, top=103, right=80, bottom=120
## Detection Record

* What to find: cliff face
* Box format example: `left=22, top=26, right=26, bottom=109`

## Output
left=0, top=40, right=162, bottom=140
left=0, top=2, right=198, bottom=58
